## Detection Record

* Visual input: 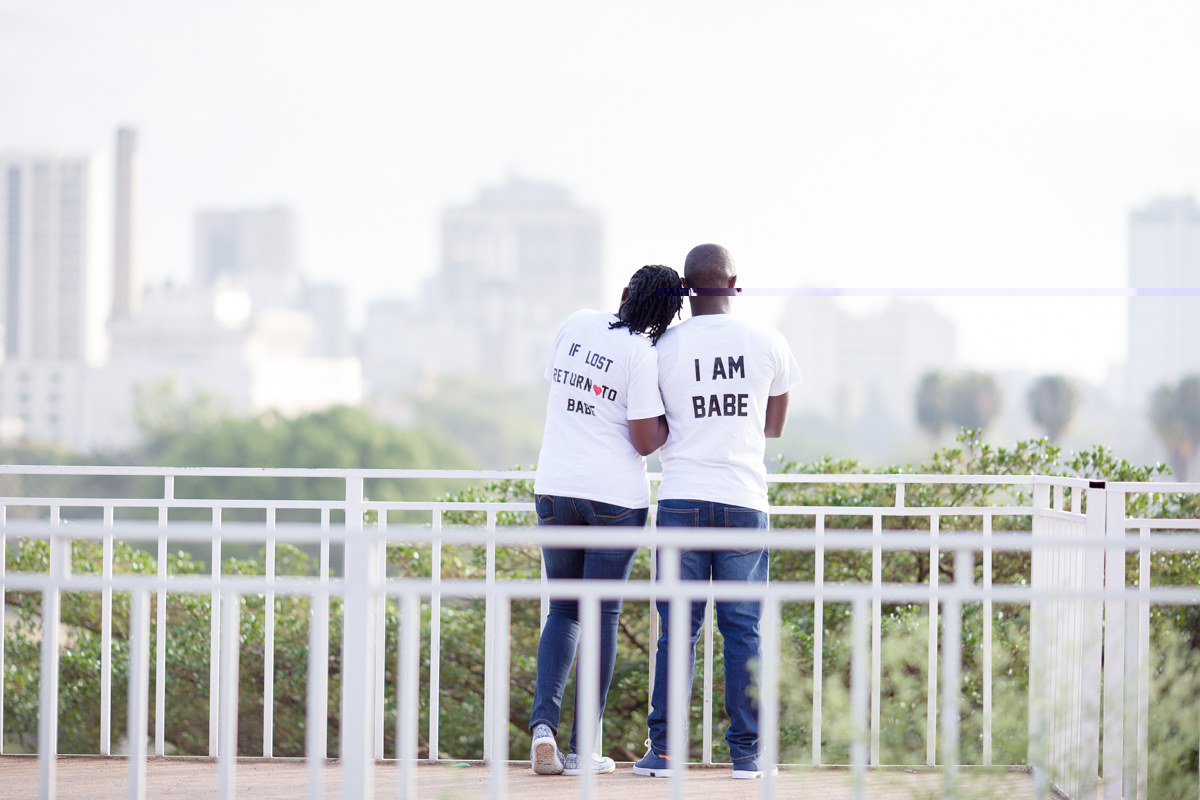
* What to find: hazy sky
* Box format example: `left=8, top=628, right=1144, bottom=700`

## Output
left=4, top=1, right=1200, bottom=383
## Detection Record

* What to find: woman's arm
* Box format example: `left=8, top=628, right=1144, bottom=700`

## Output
left=629, top=414, right=669, bottom=456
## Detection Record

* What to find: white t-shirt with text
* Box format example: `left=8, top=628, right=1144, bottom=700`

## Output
left=534, top=310, right=666, bottom=509
left=656, top=314, right=802, bottom=513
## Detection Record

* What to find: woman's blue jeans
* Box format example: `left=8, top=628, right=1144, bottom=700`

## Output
left=528, top=494, right=645, bottom=753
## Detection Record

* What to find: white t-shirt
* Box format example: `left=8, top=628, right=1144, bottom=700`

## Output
left=534, top=310, right=666, bottom=509
left=656, top=314, right=802, bottom=513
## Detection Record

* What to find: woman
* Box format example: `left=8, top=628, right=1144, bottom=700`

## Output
left=528, top=264, right=682, bottom=776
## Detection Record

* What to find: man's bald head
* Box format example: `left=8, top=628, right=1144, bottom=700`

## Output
left=683, top=244, right=736, bottom=288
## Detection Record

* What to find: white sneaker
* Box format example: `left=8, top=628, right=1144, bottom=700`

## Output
left=530, top=724, right=564, bottom=775
left=563, top=752, right=616, bottom=775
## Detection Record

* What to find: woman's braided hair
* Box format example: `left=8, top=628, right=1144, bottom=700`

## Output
left=608, top=264, right=683, bottom=345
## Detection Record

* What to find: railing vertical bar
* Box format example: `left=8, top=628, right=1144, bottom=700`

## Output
left=341, top=474, right=375, bottom=799
left=100, top=506, right=114, bottom=756
left=429, top=509, right=442, bottom=762
left=870, top=513, right=882, bottom=766
left=1029, top=484, right=1050, bottom=800
left=927, top=513, right=939, bottom=767
left=375, top=509, right=387, bottom=761
left=702, top=592, right=714, bottom=764
left=1102, top=490, right=1126, bottom=799
left=663, top=544, right=688, bottom=800
left=577, top=593, right=600, bottom=800
left=1136, top=523, right=1150, bottom=800
left=264, top=507, right=276, bottom=759
left=812, top=513, right=824, bottom=767
left=648, top=506, right=659, bottom=717
left=209, top=507, right=222, bottom=757
left=156, top=477, right=171, bottom=757
left=1078, top=486, right=1106, bottom=800
left=483, top=509, right=497, bottom=761
left=1124, top=578, right=1139, bottom=800
left=942, top=549, right=969, bottom=800
left=217, top=590, right=241, bottom=800
left=983, top=512, right=993, bottom=767
left=489, top=595, right=512, bottom=800
left=851, top=595, right=868, bottom=800
left=398, top=592, right=419, bottom=800
left=0, top=506, right=5, bottom=756
left=127, top=589, right=151, bottom=800
left=306, top=587, right=330, bottom=800
left=38, top=527, right=65, bottom=800
left=759, top=597, right=781, bottom=800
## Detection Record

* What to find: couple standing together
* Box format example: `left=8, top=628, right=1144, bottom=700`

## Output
left=527, top=243, right=801, bottom=779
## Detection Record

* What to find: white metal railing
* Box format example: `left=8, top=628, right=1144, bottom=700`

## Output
left=1, top=467, right=1198, bottom=800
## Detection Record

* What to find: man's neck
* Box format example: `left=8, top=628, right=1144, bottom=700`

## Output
left=688, top=296, right=734, bottom=316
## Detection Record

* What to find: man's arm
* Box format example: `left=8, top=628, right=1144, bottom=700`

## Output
left=629, top=415, right=669, bottom=455
left=764, top=393, right=789, bottom=439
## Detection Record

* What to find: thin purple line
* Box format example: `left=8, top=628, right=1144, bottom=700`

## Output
left=657, top=288, right=1200, bottom=297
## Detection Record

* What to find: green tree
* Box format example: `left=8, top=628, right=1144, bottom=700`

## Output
left=1150, top=375, right=1200, bottom=481
left=949, top=372, right=1001, bottom=432
left=915, top=372, right=952, bottom=438
left=1027, top=375, right=1079, bottom=442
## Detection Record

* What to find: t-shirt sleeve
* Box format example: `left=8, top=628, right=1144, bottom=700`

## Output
left=768, top=330, right=803, bottom=396
left=626, top=345, right=666, bottom=420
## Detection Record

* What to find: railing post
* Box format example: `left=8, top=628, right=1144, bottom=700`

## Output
left=1, top=505, right=6, bottom=756
left=812, top=513, right=824, bottom=767
left=341, top=474, right=376, bottom=798
left=100, top=506, right=114, bottom=756
left=927, top=513, right=940, bottom=768
left=429, top=509, right=442, bottom=762
left=264, top=507, right=276, bottom=759
left=156, top=476, right=171, bottom=757
left=217, top=590, right=241, bottom=800
left=1102, top=489, right=1127, bottom=799
left=871, top=513, right=882, bottom=766
left=1077, top=483, right=1106, bottom=800
left=127, top=589, right=151, bottom=800
left=483, top=509, right=497, bottom=761
left=38, top=528, right=68, bottom=800
left=209, top=506, right=222, bottom=757
left=1028, top=482, right=1050, bottom=797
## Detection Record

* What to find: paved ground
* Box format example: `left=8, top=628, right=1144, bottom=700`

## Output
left=0, top=756, right=1048, bottom=799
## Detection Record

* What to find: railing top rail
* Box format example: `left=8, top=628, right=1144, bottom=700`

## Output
left=0, top=464, right=1095, bottom=487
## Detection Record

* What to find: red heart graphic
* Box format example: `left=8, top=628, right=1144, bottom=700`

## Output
left=593, top=385, right=602, bottom=396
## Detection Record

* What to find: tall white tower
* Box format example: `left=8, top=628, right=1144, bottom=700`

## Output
left=1126, top=196, right=1200, bottom=409
left=112, top=127, right=141, bottom=318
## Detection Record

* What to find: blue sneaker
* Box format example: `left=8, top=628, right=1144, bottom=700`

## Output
left=563, top=752, right=616, bottom=775
left=530, top=724, right=563, bottom=775
left=731, top=757, right=779, bottom=779
left=632, top=748, right=674, bottom=777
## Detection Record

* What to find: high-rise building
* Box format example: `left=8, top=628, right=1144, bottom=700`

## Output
left=1126, top=196, right=1200, bottom=409
left=776, top=296, right=956, bottom=425
left=0, top=152, right=108, bottom=445
left=112, top=128, right=140, bottom=318
left=194, top=206, right=297, bottom=285
left=365, top=177, right=603, bottom=396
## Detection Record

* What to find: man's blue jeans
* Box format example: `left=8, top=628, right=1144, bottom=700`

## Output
left=648, top=499, right=769, bottom=764
left=528, top=494, right=645, bottom=753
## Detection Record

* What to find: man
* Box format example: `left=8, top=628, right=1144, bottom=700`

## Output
left=633, top=243, right=800, bottom=780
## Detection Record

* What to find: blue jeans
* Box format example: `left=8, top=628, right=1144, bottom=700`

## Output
left=528, top=494, right=645, bottom=753
left=648, top=499, right=769, bottom=764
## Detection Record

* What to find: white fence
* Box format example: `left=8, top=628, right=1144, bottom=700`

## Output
left=1, top=466, right=1199, bottom=800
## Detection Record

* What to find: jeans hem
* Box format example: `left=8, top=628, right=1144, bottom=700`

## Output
left=529, top=718, right=558, bottom=735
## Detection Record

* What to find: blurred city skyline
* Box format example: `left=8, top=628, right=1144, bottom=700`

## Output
left=4, top=1, right=1200, bottom=384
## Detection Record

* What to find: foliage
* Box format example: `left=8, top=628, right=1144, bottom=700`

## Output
left=1150, top=375, right=1200, bottom=481
left=915, top=372, right=1001, bottom=437
left=1026, top=375, right=1079, bottom=442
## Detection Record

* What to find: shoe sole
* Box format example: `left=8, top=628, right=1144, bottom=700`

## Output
left=732, top=769, right=779, bottom=780
left=532, top=740, right=562, bottom=775
left=632, top=765, right=674, bottom=777
left=563, top=765, right=616, bottom=776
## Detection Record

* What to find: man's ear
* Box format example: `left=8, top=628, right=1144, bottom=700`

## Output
left=728, top=274, right=738, bottom=288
